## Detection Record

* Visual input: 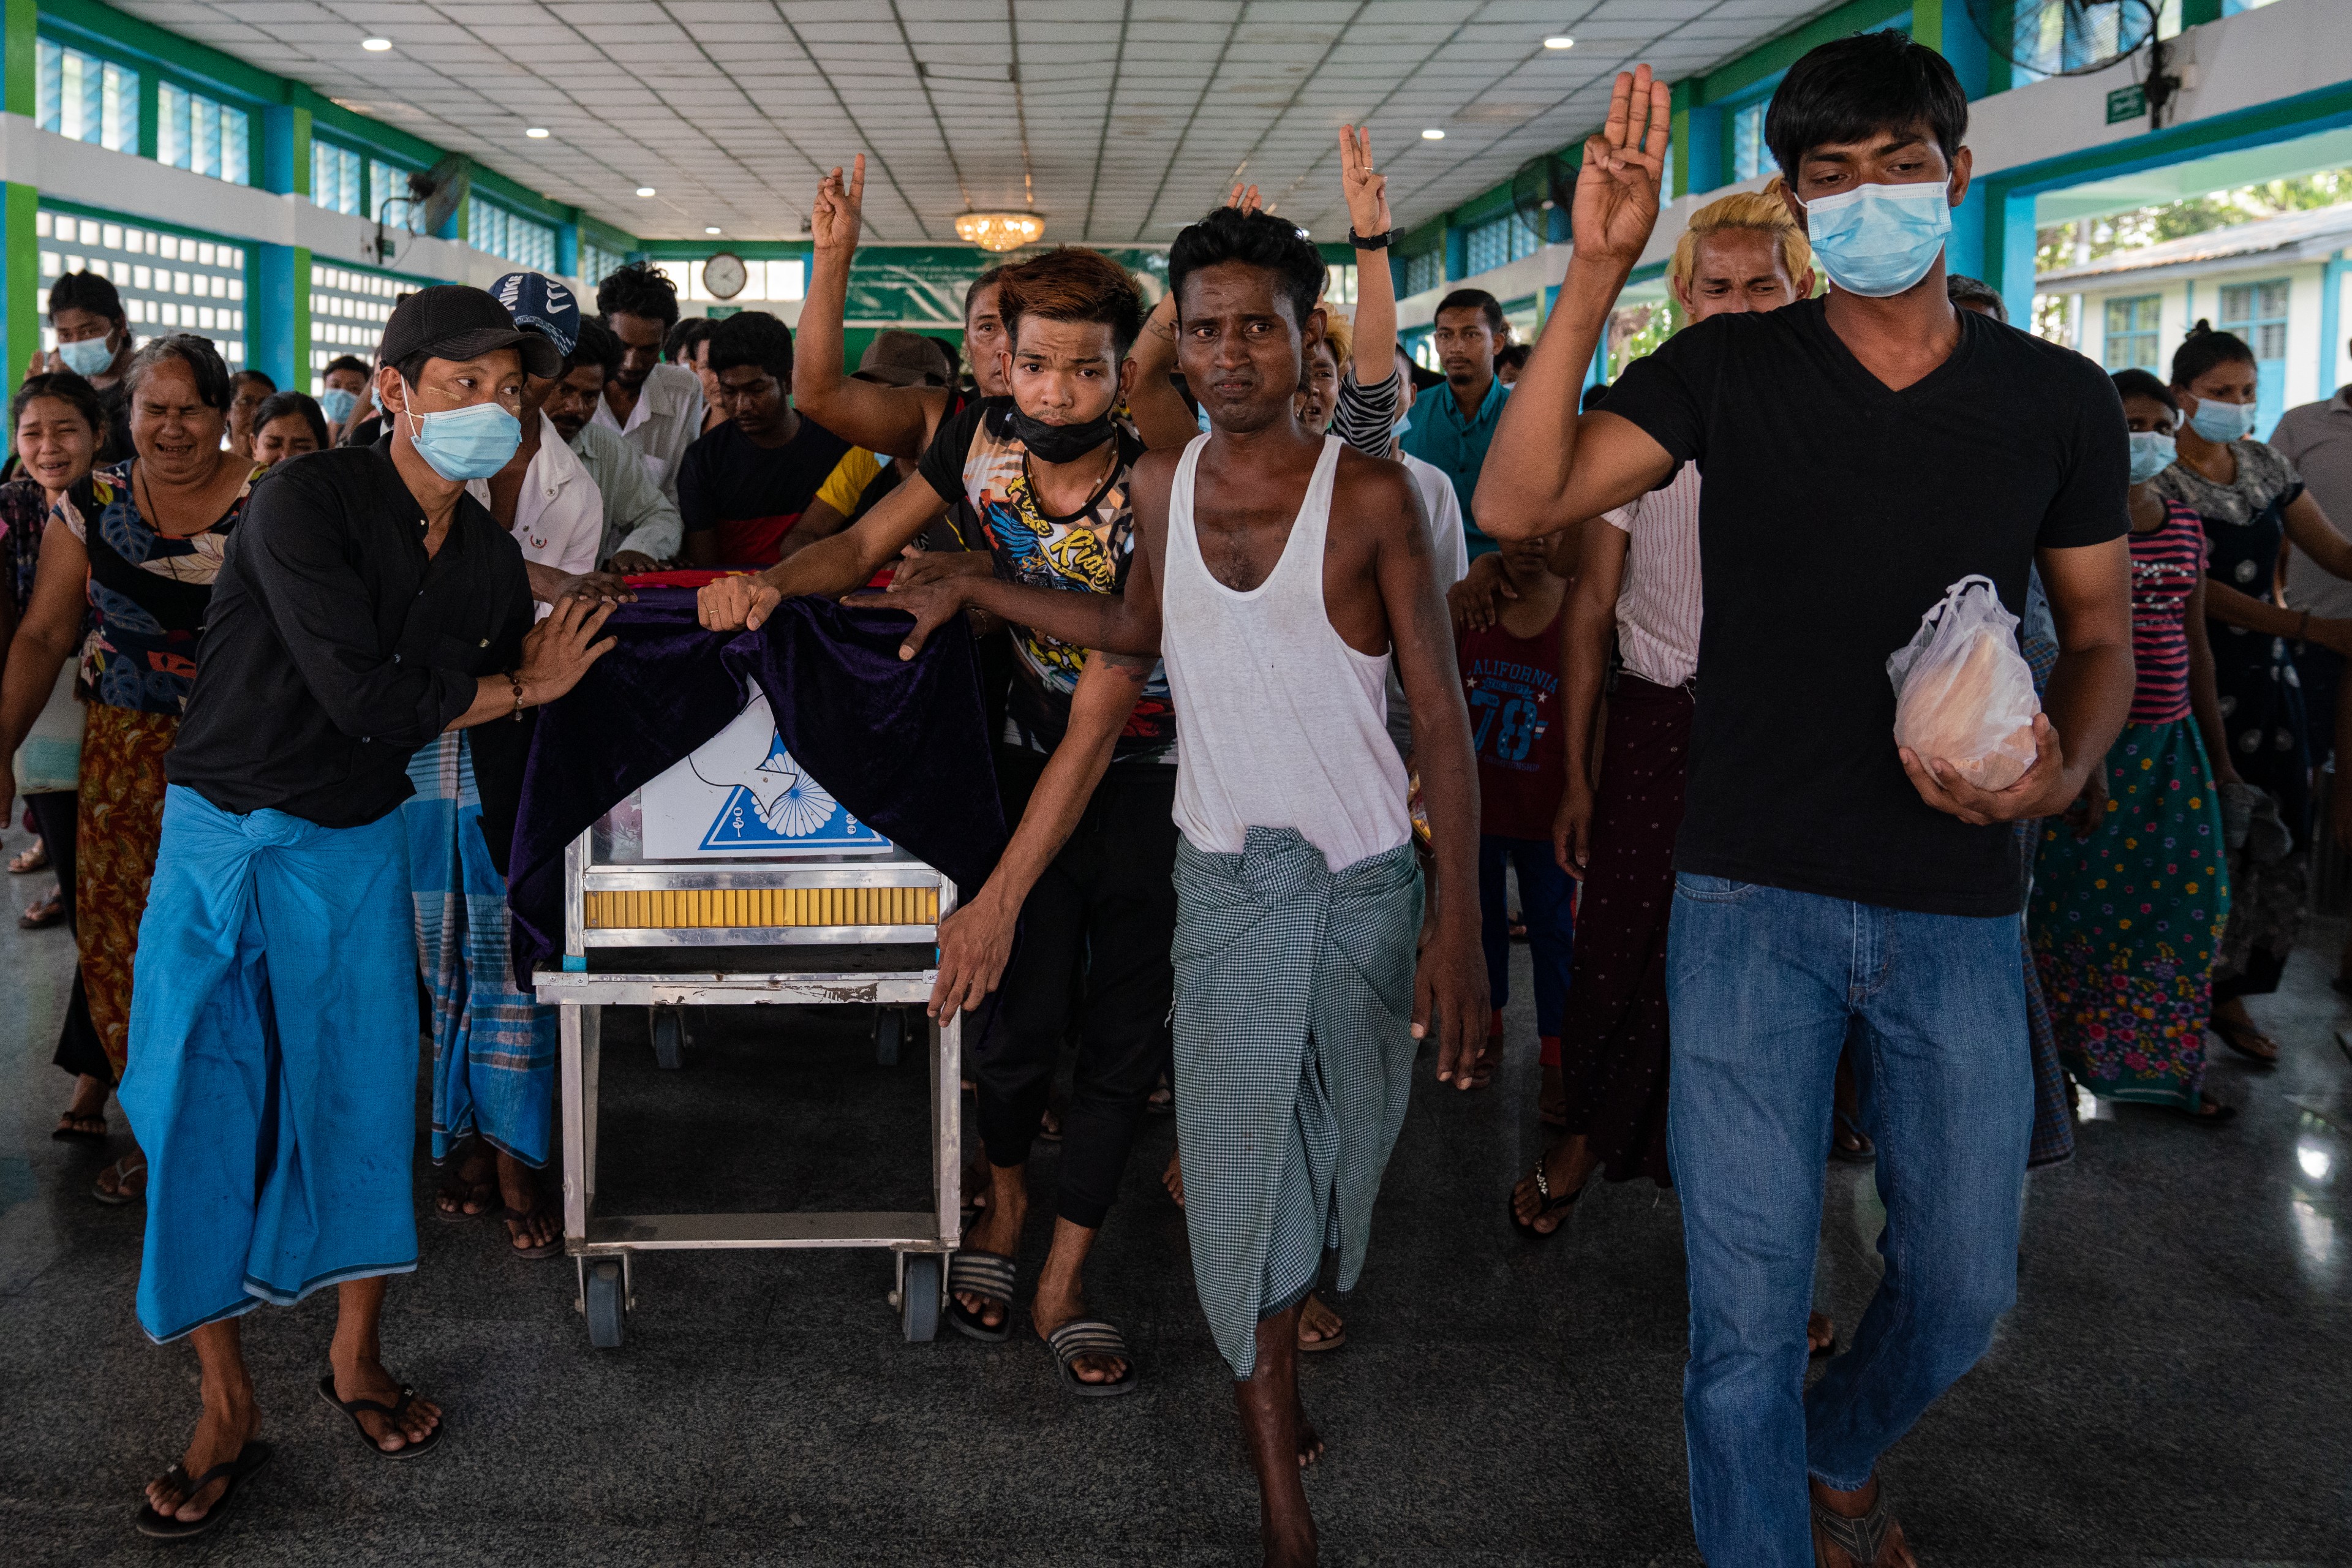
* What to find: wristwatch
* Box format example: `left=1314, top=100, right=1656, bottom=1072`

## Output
left=1346, top=227, right=1395, bottom=251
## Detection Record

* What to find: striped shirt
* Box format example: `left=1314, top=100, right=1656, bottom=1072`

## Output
left=1602, top=465, right=1702, bottom=688
left=1332, top=368, right=1402, bottom=459
left=2128, top=499, right=2206, bottom=725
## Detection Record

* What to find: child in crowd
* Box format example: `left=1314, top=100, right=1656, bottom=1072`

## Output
left=1457, top=530, right=1574, bottom=1091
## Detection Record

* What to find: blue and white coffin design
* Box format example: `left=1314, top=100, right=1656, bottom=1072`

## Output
left=640, top=691, right=891, bottom=859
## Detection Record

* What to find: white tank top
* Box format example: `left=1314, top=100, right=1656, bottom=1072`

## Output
left=1163, top=434, right=1412, bottom=872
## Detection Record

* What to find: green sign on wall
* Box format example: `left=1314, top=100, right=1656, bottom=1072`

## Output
left=2106, top=84, right=2147, bottom=124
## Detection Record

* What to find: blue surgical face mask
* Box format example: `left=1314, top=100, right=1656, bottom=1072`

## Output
left=2188, top=395, right=2258, bottom=445
left=401, top=384, right=522, bottom=481
left=318, top=386, right=360, bottom=424
left=1802, top=181, right=1953, bottom=300
left=56, top=333, right=115, bottom=377
left=2127, top=431, right=2176, bottom=485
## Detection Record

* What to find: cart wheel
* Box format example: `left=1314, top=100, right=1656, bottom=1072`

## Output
left=651, top=1006, right=687, bottom=1071
left=586, top=1261, right=627, bottom=1349
left=874, top=1006, right=904, bottom=1068
left=901, top=1253, right=942, bottom=1343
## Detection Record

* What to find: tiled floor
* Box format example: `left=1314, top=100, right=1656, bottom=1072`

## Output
left=0, top=832, right=2343, bottom=1565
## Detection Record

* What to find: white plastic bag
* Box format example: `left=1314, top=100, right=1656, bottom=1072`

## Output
left=1886, top=575, right=2041, bottom=793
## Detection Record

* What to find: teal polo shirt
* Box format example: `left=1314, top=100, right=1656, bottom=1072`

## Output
left=1400, top=373, right=1509, bottom=558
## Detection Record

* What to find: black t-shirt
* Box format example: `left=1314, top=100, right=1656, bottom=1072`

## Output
left=676, top=415, right=853, bottom=566
left=168, top=443, right=533, bottom=828
left=1601, top=296, right=2128, bottom=917
left=916, top=396, right=1173, bottom=761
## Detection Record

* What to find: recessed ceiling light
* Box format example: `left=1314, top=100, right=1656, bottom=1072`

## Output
left=1421, top=127, right=1446, bottom=140
left=361, top=37, right=391, bottom=51
left=526, top=127, right=549, bottom=138
left=636, top=186, right=656, bottom=197
left=1543, top=36, right=1574, bottom=50
left=704, top=225, right=722, bottom=235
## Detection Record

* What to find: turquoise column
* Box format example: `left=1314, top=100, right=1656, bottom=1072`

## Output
left=255, top=102, right=312, bottom=390
left=2321, top=252, right=2347, bottom=399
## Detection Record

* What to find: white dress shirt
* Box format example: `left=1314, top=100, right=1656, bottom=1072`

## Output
left=468, top=413, right=605, bottom=606
left=590, top=361, right=706, bottom=505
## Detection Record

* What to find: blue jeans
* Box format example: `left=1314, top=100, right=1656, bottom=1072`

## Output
left=1477, top=835, right=1574, bottom=1036
left=1665, top=874, right=2029, bottom=1565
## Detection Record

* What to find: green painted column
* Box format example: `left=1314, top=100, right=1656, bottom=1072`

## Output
left=252, top=245, right=308, bottom=391
left=2180, top=0, right=2223, bottom=25
left=4, top=0, right=39, bottom=385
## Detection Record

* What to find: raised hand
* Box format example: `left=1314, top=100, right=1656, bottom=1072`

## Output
left=1226, top=182, right=1264, bottom=217
left=1574, top=64, right=1671, bottom=271
left=1339, top=126, right=1392, bottom=238
left=812, top=154, right=866, bottom=256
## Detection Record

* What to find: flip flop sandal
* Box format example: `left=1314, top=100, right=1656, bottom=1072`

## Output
left=316, top=1374, right=444, bottom=1460
left=2178, top=1097, right=2239, bottom=1126
left=133, top=1440, right=272, bottom=1540
left=1830, top=1111, right=1877, bottom=1165
left=1047, top=1318, right=1139, bottom=1397
left=10, top=843, right=48, bottom=875
left=52, top=1112, right=108, bottom=1143
left=1510, top=1160, right=1583, bottom=1238
left=91, top=1158, right=146, bottom=1207
left=1297, top=1303, right=1348, bottom=1355
left=1810, top=1482, right=1898, bottom=1567
left=20, top=897, right=63, bottom=929
left=945, top=1250, right=1016, bottom=1343
left=2211, top=1019, right=2280, bottom=1066
left=495, top=1203, right=563, bottom=1258
left=432, top=1176, right=497, bottom=1222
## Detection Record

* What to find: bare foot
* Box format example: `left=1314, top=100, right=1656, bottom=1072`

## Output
left=1510, top=1136, right=1593, bottom=1234
left=1810, top=1474, right=1916, bottom=1568
left=494, top=1149, right=558, bottom=1253
left=2209, top=997, right=2280, bottom=1064
left=1807, top=1311, right=1836, bottom=1355
left=328, top=1355, right=442, bottom=1453
left=954, top=1172, right=1025, bottom=1332
left=434, top=1143, right=496, bottom=1219
left=1295, top=1392, right=1324, bottom=1470
left=144, top=1381, right=261, bottom=1523
left=1297, top=1292, right=1345, bottom=1351
left=1537, top=1060, right=1566, bottom=1126
left=1163, top=1148, right=1185, bottom=1208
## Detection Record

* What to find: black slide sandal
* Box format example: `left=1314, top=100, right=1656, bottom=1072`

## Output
left=133, top=1441, right=272, bottom=1540
left=316, top=1374, right=443, bottom=1460
left=946, top=1251, right=1016, bottom=1343
left=1047, top=1318, right=1139, bottom=1397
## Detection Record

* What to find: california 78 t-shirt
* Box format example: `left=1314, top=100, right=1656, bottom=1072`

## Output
left=1599, top=296, right=2129, bottom=917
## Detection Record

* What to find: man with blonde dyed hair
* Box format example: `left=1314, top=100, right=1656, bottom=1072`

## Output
left=1507, top=179, right=1816, bottom=1232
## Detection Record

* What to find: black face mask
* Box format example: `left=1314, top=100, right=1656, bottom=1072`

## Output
left=1006, top=403, right=1117, bottom=465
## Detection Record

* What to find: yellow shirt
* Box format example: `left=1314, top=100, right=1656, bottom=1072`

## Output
left=813, top=448, right=883, bottom=516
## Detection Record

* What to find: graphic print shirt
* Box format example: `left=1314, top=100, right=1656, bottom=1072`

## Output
left=1457, top=597, right=1569, bottom=840
left=918, top=396, right=1174, bottom=761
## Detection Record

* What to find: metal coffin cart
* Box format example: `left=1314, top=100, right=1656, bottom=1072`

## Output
left=532, top=692, right=959, bottom=1348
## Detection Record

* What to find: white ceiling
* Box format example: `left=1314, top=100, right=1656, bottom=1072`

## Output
left=115, top=1, right=1836, bottom=245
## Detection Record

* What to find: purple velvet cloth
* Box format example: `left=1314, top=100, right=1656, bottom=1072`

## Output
left=506, top=589, right=1005, bottom=978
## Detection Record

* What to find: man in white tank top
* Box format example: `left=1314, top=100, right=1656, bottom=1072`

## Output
left=856, top=205, right=1487, bottom=1568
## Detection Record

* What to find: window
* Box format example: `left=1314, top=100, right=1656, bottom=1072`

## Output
left=2008, top=0, right=2137, bottom=83
left=1407, top=330, right=1439, bottom=373
left=1461, top=214, right=1537, bottom=277
left=649, top=258, right=809, bottom=304
left=2218, top=277, right=2290, bottom=439
left=471, top=200, right=557, bottom=273
left=37, top=207, right=246, bottom=367
left=1732, top=100, right=1767, bottom=182
left=2101, top=295, right=2162, bottom=371
left=36, top=39, right=138, bottom=153
left=157, top=84, right=252, bottom=186
left=1403, top=248, right=1444, bottom=296
left=311, top=263, right=428, bottom=389
left=312, top=140, right=363, bottom=215
left=581, top=241, right=628, bottom=288
left=1324, top=263, right=1358, bottom=305
left=371, top=159, right=423, bottom=233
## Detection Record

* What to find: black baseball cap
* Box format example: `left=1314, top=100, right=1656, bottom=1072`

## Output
left=379, top=284, right=562, bottom=379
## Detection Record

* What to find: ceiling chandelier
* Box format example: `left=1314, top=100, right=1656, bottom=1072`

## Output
left=956, top=211, right=1044, bottom=252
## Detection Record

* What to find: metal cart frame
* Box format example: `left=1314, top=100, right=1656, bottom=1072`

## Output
left=533, top=830, right=960, bottom=1348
